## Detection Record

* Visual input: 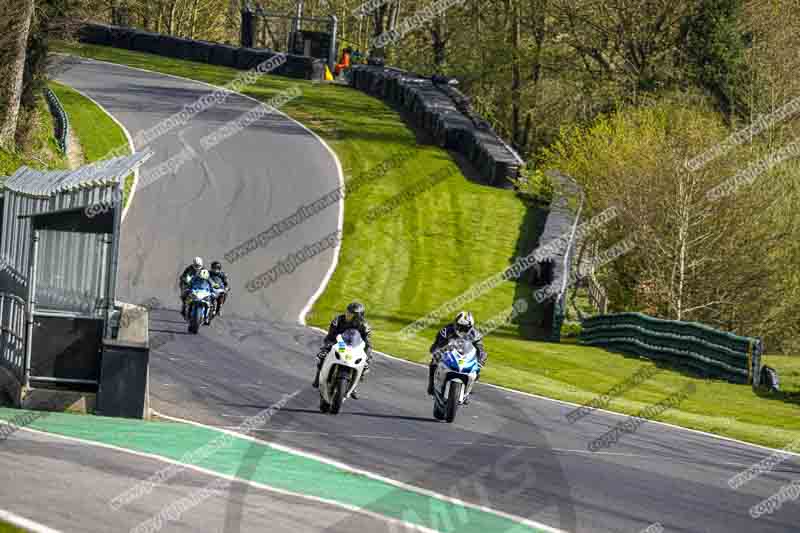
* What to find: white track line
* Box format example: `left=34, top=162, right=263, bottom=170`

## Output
left=56, top=79, right=140, bottom=223
left=0, top=508, right=62, bottom=533
left=0, top=420, right=437, bottom=533
left=152, top=409, right=566, bottom=533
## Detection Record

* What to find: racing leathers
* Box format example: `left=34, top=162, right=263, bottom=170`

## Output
left=209, top=271, right=229, bottom=315
left=179, top=265, right=202, bottom=316
left=312, top=314, right=374, bottom=392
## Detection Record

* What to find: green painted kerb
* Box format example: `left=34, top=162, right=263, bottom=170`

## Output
left=0, top=409, right=551, bottom=533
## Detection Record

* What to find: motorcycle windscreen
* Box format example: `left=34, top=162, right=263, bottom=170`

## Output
left=448, top=338, right=477, bottom=360
left=341, top=328, right=363, bottom=347
left=189, top=277, right=210, bottom=290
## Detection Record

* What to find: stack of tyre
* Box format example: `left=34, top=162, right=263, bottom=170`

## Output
left=78, top=23, right=323, bottom=81
left=349, top=64, right=523, bottom=188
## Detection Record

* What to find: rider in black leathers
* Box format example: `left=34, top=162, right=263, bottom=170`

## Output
left=209, top=261, right=229, bottom=316
left=312, top=301, right=373, bottom=399
left=179, top=257, right=204, bottom=318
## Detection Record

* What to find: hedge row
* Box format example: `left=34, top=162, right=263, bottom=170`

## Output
left=349, top=65, right=524, bottom=188
left=78, top=24, right=323, bottom=81
left=580, top=312, right=764, bottom=385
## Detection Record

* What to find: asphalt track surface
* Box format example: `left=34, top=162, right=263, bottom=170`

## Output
left=30, top=55, right=800, bottom=533
left=0, top=425, right=389, bottom=533
left=53, top=54, right=341, bottom=323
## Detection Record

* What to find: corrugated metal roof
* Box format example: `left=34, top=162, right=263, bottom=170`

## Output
left=2, top=152, right=152, bottom=198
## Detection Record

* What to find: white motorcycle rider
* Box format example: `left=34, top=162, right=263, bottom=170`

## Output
left=318, top=328, right=369, bottom=414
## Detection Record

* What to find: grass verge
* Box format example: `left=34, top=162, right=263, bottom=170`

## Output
left=52, top=40, right=800, bottom=451
left=48, top=80, right=133, bottom=207
left=0, top=91, right=68, bottom=178
left=0, top=520, right=28, bottom=533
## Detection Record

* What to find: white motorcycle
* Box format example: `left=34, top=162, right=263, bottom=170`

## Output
left=432, top=338, right=480, bottom=423
left=318, top=328, right=368, bottom=414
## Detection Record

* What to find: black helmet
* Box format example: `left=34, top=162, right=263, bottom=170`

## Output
left=211, top=261, right=222, bottom=272
left=346, top=301, right=365, bottom=323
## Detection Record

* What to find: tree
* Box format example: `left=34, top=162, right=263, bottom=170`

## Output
left=0, top=0, right=36, bottom=149
left=538, top=99, right=793, bottom=345
left=679, top=0, right=751, bottom=118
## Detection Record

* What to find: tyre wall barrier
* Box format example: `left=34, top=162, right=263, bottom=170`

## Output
left=348, top=64, right=525, bottom=188
left=77, top=23, right=323, bottom=81
left=579, top=312, right=764, bottom=385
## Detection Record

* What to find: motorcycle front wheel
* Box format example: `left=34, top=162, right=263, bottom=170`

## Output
left=433, top=399, right=446, bottom=420
left=319, top=396, right=331, bottom=413
left=189, top=306, right=200, bottom=334
left=330, top=372, right=350, bottom=415
left=446, top=382, right=462, bottom=423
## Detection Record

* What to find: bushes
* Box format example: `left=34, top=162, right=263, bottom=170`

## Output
left=513, top=165, right=553, bottom=206
left=538, top=98, right=799, bottom=351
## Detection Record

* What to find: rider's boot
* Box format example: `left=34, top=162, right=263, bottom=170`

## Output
left=312, top=360, right=322, bottom=389
left=427, top=363, right=436, bottom=396
left=351, top=367, right=367, bottom=400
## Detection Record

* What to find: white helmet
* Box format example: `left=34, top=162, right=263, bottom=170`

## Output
left=454, top=311, right=474, bottom=337
left=199, top=269, right=210, bottom=280
left=193, top=257, right=203, bottom=269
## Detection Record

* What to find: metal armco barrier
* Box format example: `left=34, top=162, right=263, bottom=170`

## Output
left=580, top=312, right=763, bottom=385
left=44, top=87, right=69, bottom=154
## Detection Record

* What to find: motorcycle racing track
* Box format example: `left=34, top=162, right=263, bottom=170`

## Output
left=0, top=424, right=395, bottom=533
left=40, top=55, right=800, bottom=533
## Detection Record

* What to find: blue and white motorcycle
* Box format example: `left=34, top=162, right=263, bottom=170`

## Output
left=432, top=338, right=480, bottom=423
left=184, top=276, right=214, bottom=334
